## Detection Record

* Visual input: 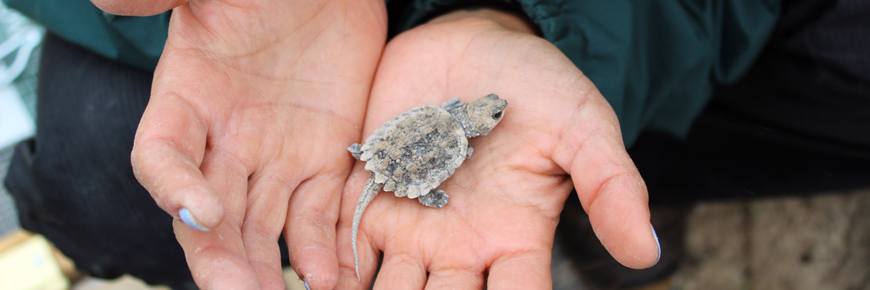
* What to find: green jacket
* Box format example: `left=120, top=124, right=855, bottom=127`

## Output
left=3, top=0, right=779, bottom=145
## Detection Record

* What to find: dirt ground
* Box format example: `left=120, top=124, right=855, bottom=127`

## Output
left=675, top=190, right=870, bottom=290
left=553, top=189, right=870, bottom=290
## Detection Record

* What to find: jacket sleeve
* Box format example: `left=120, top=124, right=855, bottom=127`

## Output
left=4, top=0, right=168, bottom=71
left=387, top=0, right=781, bottom=145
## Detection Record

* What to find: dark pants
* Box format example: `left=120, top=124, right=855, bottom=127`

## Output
left=4, top=33, right=196, bottom=289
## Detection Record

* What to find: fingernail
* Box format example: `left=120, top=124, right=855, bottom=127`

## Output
left=179, top=208, right=210, bottom=231
left=651, top=224, right=661, bottom=266
left=303, top=279, right=310, bottom=290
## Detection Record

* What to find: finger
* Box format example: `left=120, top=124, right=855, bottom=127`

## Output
left=285, top=172, right=347, bottom=290
left=175, top=150, right=256, bottom=289
left=240, top=171, right=294, bottom=290
left=174, top=220, right=259, bottom=290
left=577, top=134, right=657, bottom=269
left=486, top=250, right=551, bottom=289
left=132, top=95, right=225, bottom=230
left=373, top=253, right=427, bottom=290
left=91, top=0, right=188, bottom=16
left=423, top=267, right=484, bottom=290
left=553, top=94, right=659, bottom=269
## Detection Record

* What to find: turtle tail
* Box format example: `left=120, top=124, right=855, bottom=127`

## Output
left=352, top=173, right=383, bottom=281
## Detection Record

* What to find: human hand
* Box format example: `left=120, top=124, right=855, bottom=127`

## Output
left=91, top=0, right=387, bottom=289
left=336, top=9, right=659, bottom=289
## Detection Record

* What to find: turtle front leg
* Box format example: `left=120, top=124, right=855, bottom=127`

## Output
left=348, top=143, right=363, bottom=160
left=441, top=98, right=464, bottom=111
left=419, top=189, right=449, bottom=208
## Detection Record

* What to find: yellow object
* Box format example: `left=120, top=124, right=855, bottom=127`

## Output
left=0, top=232, right=69, bottom=290
left=282, top=267, right=308, bottom=290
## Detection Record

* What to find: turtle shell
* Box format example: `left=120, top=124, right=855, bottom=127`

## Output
left=358, top=106, right=467, bottom=199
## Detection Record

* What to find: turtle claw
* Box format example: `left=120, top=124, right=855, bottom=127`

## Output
left=348, top=143, right=363, bottom=160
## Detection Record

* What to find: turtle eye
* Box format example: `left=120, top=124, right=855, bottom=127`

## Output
left=492, top=111, right=503, bottom=119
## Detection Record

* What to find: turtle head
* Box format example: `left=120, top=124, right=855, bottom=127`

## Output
left=460, top=94, right=508, bottom=138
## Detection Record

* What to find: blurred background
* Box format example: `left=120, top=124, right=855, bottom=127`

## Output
left=0, top=0, right=39, bottom=240
left=0, top=2, right=868, bottom=290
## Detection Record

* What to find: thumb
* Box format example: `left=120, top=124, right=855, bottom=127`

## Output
left=553, top=93, right=659, bottom=269
left=91, top=0, right=188, bottom=16
left=132, top=93, right=225, bottom=230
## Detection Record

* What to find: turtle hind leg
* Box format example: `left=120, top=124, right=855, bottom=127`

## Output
left=348, top=143, right=363, bottom=160
left=419, top=189, right=449, bottom=208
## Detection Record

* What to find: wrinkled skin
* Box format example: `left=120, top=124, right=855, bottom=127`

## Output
left=337, top=10, right=658, bottom=289
left=92, top=0, right=387, bottom=289
left=89, top=1, right=655, bottom=288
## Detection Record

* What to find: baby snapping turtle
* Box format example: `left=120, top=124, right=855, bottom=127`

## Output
left=347, top=94, right=508, bottom=280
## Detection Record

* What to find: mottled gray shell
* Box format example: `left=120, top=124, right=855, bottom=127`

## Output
left=358, top=106, right=467, bottom=199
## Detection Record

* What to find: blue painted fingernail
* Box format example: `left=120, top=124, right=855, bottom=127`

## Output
left=303, top=279, right=310, bottom=290
left=651, top=224, right=661, bottom=266
left=180, top=208, right=210, bottom=231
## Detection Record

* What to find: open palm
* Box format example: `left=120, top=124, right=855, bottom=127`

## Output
left=92, top=0, right=386, bottom=289
left=337, top=11, right=659, bottom=289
